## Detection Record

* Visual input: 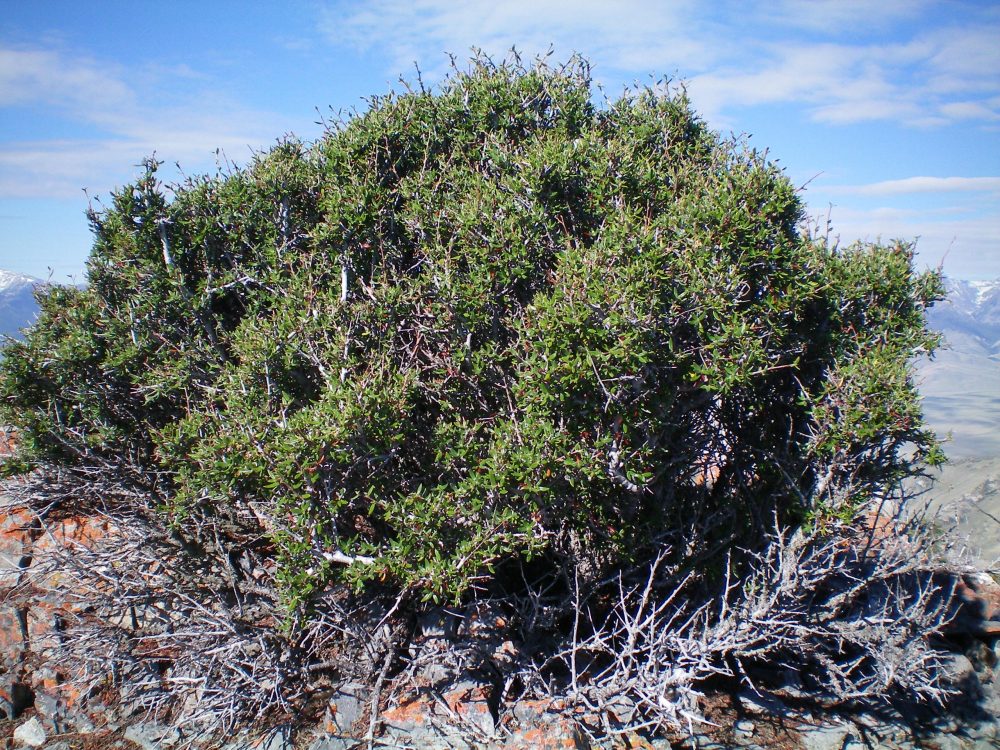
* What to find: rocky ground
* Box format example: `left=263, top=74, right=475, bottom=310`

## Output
left=2, top=481, right=1000, bottom=750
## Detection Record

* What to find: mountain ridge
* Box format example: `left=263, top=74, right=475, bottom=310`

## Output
left=0, top=270, right=41, bottom=340
left=928, top=277, right=1000, bottom=357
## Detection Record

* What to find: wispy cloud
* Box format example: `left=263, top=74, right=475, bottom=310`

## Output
left=0, top=43, right=287, bottom=200
left=318, top=1, right=1000, bottom=129
left=689, top=23, right=1000, bottom=127
left=807, top=203, right=1000, bottom=277
left=765, top=0, right=929, bottom=33
left=318, top=0, right=707, bottom=83
left=0, top=46, right=133, bottom=114
left=830, top=177, right=1000, bottom=196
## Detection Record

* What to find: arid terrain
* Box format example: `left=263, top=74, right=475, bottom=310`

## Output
left=918, top=279, right=1000, bottom=569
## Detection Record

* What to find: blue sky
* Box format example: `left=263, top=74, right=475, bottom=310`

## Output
left=1, top=0, right=998, bottom=282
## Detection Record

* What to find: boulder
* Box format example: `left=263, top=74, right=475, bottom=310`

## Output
left=13, top=716, right=46, bottom=747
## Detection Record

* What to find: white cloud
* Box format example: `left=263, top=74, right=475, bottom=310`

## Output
left=0, top=46, right=133, bottom=114
left=318, top=1, right=1000, bottom=129
left=319, top=0, right=708, bottom=83
left=0, top=43, right=289, bottom=199
left=691, top=23, right=1000, bottom=126
left=938, top=101, right=1000, bottom=122
left=765, top=0, right=929, bottom=33
left=829, top=177, right=1000, bottom=196
left=801, top=202, right=1000, bottom=278
left=926, top=26, right=1000, bottom=89
left=686, top=43, right=892, bottom=122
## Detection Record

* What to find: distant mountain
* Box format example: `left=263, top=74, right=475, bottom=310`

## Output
left=917, top=279, right=1000, bottom=566
left=927, top=279, right=1000, bottom=357
left=0, top=270, right=41, bottom=340
left=919, top=277, right=1000, bottom=459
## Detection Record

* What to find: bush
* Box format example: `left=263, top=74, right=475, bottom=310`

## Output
left=0, top=54, right=950, bottom=737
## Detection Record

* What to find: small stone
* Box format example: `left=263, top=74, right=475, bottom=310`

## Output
left=381, top=696, right=430, bottom=733
left=441, top=681, right=496, bottom=735
left=31, top=690, right=62, bottom=725
left=969, top=639, right=999, bottom=672
left=799, top=724, right=852, bottom=750
left=13, top=716, right=46, bottom=747
left=973, top=620, right=1000, bottom=637
left=974, top=720, right=1000, bottom=743
left=737, top=689, right=792, bottom=718
left=328, top=683, right=367, bottom=734
left=925, top=734, right=966, bottom=750
left=124, top=723, right=182, bottom=750
left=776, top=669, right=809, bottom=699
left=259, top=726, right=294, bottom=750
left=675, top=733, right=718, bottom=749
left=419, top=607, right=459, bottom=639
left=222, top=727, right=295, bottom=750
left=734, top=719, right=755, bottom=736
left=938, top=717, right=960, bottom=734
left=512, top=699, right=548, bottom=724
left=941, top=653, right=980, bottom=689
left=418, top=662, right=453, bottom=685
left=309, top=738, right=357, bottom=750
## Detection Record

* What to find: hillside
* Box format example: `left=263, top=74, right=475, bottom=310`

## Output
left=917, top=278, right=1000, bottom=567
left=920, top=278, right=1000, bottom=457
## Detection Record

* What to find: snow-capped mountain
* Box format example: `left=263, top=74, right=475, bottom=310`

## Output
left=0, top=270, right=41, bottom=339
left=919, top=277, right=1000, bottom=459
left=927, top=278, right=1000, bottom=357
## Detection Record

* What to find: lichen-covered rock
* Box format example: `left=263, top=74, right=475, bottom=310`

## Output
left=0, top=495, right=122, bottom=733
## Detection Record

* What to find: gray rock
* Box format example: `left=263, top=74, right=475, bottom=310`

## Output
left=328, top=683, right=367, bottom=734
left=0, top=695, right=14, bottom=720
left=419, top=607, right=460, bottom=639
left=967, top=640, right=998, bottom=674
left=308, top=738, right=359, bottom=750
left=124, top=722, right=183, bottom=750
left=923, top=734, right=969, bottom=750
left=675, top=733, right=727, bottom=749
left=798, top=724, right=855, bottom=750
left=736, top=689, right=793, bottom=719
left=448, top=678, right=497, bottom=735
left=943, top=653, right=979, bottom=686
left=31, top=691, right=63, bottom=729
left=418, top=662, right=454, bottom=685
left=0, top=680, right=33, bottom=719
left=512, top=700, right=545, bottom=725
left=971, top=719, right=1000, bottom=744
left=224, top=726, right=294, bottom=750
left=259, top=726, right=295, bottom=750
left=13, top=716, right=46, bottom=747
left=944, top=652, right=988, bottom=715
left=733, top=719, right=755, bottom=737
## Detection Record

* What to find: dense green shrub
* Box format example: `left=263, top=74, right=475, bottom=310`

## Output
left=0, top=56, right=943, bottom=618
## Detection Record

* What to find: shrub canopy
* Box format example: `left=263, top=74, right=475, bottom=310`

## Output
left=0, top=56, right=943, bottom=613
